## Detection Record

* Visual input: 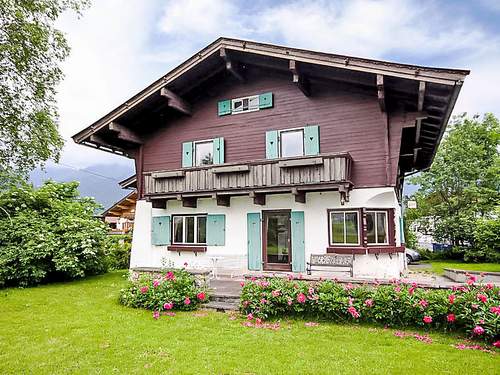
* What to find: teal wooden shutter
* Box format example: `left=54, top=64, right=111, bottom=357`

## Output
left=152, top=216, right=170, bottom=245
left=259, top=92, right=273, bottom=109
left=182, top=142, right=193, bottom=167
left=304, top=125, right=320, bottom=155
left=265, top=130, right=279, bottom=159
left=400, top=216, right=405, bottom=244
left=218, top=99, right=231, bottom=116
left=207, top=214, right=226, bottom=246
left=247, top=213, right=262, bottom=270
left=213, top=137, right=225, bottom=164
left=291, top=211, right=305, bottom=272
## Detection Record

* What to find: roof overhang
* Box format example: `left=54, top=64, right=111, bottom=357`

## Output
left=72, top=37, right=469, bottom=170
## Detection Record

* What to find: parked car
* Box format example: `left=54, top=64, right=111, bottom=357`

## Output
left=405, top=248, right=421, bottom=264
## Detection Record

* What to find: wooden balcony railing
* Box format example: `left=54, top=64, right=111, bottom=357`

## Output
left=144, top=153, right=352, bottom=204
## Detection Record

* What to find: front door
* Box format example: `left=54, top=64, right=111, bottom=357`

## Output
left=263, top=210, right=292, bottom=271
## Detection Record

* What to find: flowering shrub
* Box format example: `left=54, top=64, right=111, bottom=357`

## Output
left=119, top=268, right=208, bottom=312
left=240, top=276, right=500, bottom=342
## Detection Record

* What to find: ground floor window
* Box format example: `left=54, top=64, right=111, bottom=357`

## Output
left=366, top=211, right=388, bottom=245
left=329, top=210, right=360, bottom=245
left=172, top=215, right=207, bottom=244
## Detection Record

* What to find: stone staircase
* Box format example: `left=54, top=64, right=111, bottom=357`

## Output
left=203, top=278, right=242, bottom=312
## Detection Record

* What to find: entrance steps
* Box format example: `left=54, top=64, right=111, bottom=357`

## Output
left=203, top=278, right=242, bottom=312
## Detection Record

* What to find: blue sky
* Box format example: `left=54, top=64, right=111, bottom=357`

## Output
left=55, top=0, right=500, bottom=169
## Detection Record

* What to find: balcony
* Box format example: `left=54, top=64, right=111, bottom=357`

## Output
left=144, top=153, right=352, bottom=206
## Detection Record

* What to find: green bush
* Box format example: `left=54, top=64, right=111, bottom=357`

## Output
left=119, top=268, right=208, bottom=312
left=104, top=234, right=131, bottom=270
left=0, top=181, right=108, bottom=287
left=240, top=276, right=500, bottom=343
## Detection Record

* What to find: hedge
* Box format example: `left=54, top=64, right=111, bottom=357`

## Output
left=240, top=274, right=500, bottom=343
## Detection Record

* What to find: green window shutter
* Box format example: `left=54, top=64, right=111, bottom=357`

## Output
left=152, top=216, right=171, bottom=245
left=291, top=211, right=305, bottom=272
left=218, top=99, right=231, bottom=116
left=259, top=92, right=273, bottom=109
left=247, top=213, right=262, bottom=270
left=265, top=130, right=279, bottom=159
left=206, top=214, right=226, bottom=246
left=182, top=141, right=193, bottom=167
left=213, top=137, right=225, bottom=164
left=400, top=216, right=405, bottom=244
left=304, top=125, right=320, bottom=155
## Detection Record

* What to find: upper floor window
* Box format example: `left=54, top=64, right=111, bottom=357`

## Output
left=173, top=215, right=207, bottom=245
left=280, top=129, right=304, bottom=158
left=366, top=211, right=388, bottom=245
left=329, top=210, right=360, bottom=245
left=194, top=140, right=213, bottom=166
left=231, top=95, right=259, bottom=114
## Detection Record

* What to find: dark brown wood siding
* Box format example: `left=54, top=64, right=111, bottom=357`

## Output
left=142, top=70, right=402, bottom=188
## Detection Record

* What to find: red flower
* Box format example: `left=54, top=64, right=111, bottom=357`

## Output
left=485, top=283, right=494, bottom=290
left=419, top=299, right=429, bottom=308
left=473, top=325, right=485, bottom=335
left=197, top=292, right=206, bottom=301
left=347, top=306, right=360, bottom=319
left=140, top=286, right=149, bottom=294
left=240, top=281, right=245, bottom=287
left=297, top=293, right=306, bottom=303
left=447, top=313, right=455, bottom=323
left=490, top=306, right=500, bottom=315
left=184, top=297, right=191, bottom=305
left=165, top=271, right=175, bottom=281
left=423, top=316, right=432, bottom=324
left=493, top=341, right=500, bottom=348
left=477, top=293, right=488, bottom=303
left=408, top=287, right=415, bottom=295
left=448, top=294, right=455, bottom=304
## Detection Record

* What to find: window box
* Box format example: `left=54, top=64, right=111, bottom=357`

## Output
left=167, top=245, right=207, bottom=255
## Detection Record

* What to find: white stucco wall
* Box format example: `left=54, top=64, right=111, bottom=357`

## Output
left=130, top=187, right=405, bottom=279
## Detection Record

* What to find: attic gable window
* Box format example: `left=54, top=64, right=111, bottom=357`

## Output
left=231, top=95, right=259, bottom=114
left=218, top=92, right=273, bottom=116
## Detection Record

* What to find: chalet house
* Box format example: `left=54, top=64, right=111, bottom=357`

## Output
left=73, top=38, right=468, bottom=278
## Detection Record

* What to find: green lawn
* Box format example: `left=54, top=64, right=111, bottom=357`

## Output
left=422, top=261, right=500, bottom=275
left=1, top=272, right=498, bottom=374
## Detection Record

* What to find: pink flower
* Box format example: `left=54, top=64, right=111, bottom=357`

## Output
left=347, top=306, right=360, bottom=319
left=466, top=276, right=476, bottom=285
left=165, top=271, right=175, bottom=281
left=345, top=283, right=354, bottom=290
left=471, top=304, right=479, bottom=309
left=242, top=300, right=250, bottom=307
left=448, top=294, right=455, bottom=304
left=493, top=341, right=500, bottom=348
left=259, top=281, right=270, bottom=288
left=153, top=311, right=160, bottom=320
left=408, top=287, right=415, bottom=295
left=364, top=299, right=374, bottom=307
left=473, top=325, right=485, bottom=335
left=247, top=313, right=254, bottom=321
left=308, top=287, right=315, bottom=295
left=271, top=290, right=280, bottom=297
left=184, top=297, right=191, bottom=305
left=260, top=298, right=267, bottom=304
left=485, top=283, right=494, bottom=290
left=305, top=322, right=320, bottom=327
left=287, top=298, right=293, bottom=306
left=489, top=306, right=500, bottom=315
left=423, top=316, right=433, bottom=324
left=287, top=274, right=294, bottom=281
left=297, top=293, right=306, bottom=303
left=419, top=299, right=428, bottom=308
left=140, top=286, right=149, bottom=294
left=477, top=294, right=488, bottom=303
left=255, top=318, right=262, bottom=325
left=447, top=313, right=456, bottom=323
left=395, top=286, right=401, bottom=293
left=197, top=292, right=206, bottom=301
left=163, top=302, right=174, bottom=310
left=240, top=281, right=245, bottom=287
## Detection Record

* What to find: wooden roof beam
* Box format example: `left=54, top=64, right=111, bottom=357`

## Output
left=377, top=74, right=386, bottom=112
left=414, top=81, right=426, bottom=164
left=220, top=48, right=245, bottom=83
left=160, top=88, right=192, bottom=116
left=108, top=122, right=143, bottom=145
left=289, top=60, right=310, bottom=97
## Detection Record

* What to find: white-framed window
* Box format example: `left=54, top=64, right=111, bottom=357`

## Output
left=194, top=140, right=213, bottom=166
left=280, top=128, right=304, bottom=157
left=366, top=211, right=388, bottom=245
left=172, top=215, right=207, bottom=245
left=329, top=210, right=360, bottom=245
left=231, top=95, right=259, bottom=114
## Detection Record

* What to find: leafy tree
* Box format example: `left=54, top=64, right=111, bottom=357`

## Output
left=0, top=0, right=89, bottom=181
left=408, top=114, right=499, bottom=259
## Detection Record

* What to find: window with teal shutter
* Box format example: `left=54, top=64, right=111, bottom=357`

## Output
left=213, top=137, right=225, bottom=164
left=265, top=130, right=278, bottom=159
left=182, top=142, right=193, bottom=167
left=152, top=216, right=171, bottom=245
left=218, top=100, right=231, bottom=116
left=304, top=125, right=320, bottom=155
left=291, top=211, right=305, bottom=272
left=247, top=213, right=262, bottom=270
left=206, top=214, right=226, bottom=246
left=259, top=92, right=273, bottom=109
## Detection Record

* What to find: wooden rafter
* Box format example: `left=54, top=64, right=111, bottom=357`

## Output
left=108, top=122, right=143, bottom=144
left=376, top=74, right=386, bottom=112
left=289, top=60, right=310, bottom=96
left=160, top=87, right=192, bottom=116
left=414, top=81, right=426, bottom=164
left=291, top=188, right=306, bottom=203
left=212, top=194, right=230, bottom=207
left=249, top=191, right=266, bottom=206
left=220, top=48, right=245, bottom=82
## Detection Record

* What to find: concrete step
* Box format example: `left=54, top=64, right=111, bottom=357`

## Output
left=203, top=301, right=239, bottom=312
left=210, top=293, right=240, bottom=303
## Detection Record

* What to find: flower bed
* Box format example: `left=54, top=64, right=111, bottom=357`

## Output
left=119, top=268, right=208, bottom=312
left=240, top=275, right=500, bottom=344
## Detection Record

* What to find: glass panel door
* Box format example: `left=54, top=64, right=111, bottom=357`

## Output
left=264, top=211, right=291, bottom=270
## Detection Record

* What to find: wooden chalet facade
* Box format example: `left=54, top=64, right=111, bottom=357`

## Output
left=73, top=38, right=468, bottom=278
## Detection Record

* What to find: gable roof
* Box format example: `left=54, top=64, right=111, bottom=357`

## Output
left=72, top=37, right=469, bottom=170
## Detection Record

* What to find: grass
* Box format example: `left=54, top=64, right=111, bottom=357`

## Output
left=422, top=260, right=500, bottom=275
left=1, top=272, right=498, bottom=374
